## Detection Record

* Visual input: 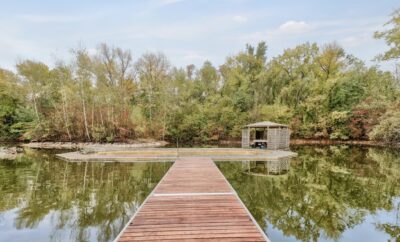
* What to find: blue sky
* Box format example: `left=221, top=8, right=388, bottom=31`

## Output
left=0, top=0, right=398, bottom=71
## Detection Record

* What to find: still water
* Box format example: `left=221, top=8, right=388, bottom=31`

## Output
left=0, top=148, right=171, bottom=242
left=1, top=146, right=399, bottom=242
left=217, top=145, right=400, bottom=242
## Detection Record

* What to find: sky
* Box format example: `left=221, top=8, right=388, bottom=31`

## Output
left=0, top=0, right=399, bottom=71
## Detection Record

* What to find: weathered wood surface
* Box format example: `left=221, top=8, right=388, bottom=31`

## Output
left=115, top=157, right=269, bottom=241
left=57, top=148, right=297, bottom=162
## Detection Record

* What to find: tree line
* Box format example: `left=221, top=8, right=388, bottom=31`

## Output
left=0, top=10, right=399, bottom=144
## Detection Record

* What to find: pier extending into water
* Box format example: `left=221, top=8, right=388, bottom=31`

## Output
left=114, top=157, right=269, bottom=241
left=57, top=147, right=296, bottom=162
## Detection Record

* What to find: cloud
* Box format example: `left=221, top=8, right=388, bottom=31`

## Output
left=135, top=0, right=185, bottom=16
left=17, top=12, right=106, bottom=24
left=241, top=20, right=313, bottom=43
left=340, top=36, right=361, bottom=47
left=338, top=33, right=372, bottom=48
left=242, top=17, right=384, bottom=44
left=0, top=1, right=391, bottom=72
left=160, top=49, right=211, bottom=66
left=116, top=13, right=249, bottom=41
left=183, top=53, right=206, bottom=61
left=232, top=15, right=247, bottom=23
left=155, top=0, right=184, bottom=7
left=279, top=20, right=312, bottom=34
left=18, top=14, right=81, bottom=23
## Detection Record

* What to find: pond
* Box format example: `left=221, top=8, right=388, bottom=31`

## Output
left=0, top=148, right=172, bottom=242
left=1, top=145, right=399, bottom=242
left=217, top=145, right=400, bottom=242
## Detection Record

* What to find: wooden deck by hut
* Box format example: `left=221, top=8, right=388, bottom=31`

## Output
left=242, top=121, right=290, bottom=150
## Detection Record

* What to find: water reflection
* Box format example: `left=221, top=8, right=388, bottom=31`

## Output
left=0, top=148, right=171, bottom=242
left=242, top=158, right=291, bottom=176
left=217, top=145, right=400, bottom=242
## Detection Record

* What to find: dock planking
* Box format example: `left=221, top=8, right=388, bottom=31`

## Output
left=115, top=157, right=269, bottom=242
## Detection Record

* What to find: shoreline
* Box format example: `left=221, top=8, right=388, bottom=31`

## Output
left=1, top=139, right=399, bottom=150
left=21, top=141, right=169, bottom=150
left=290, top=139, right=400, bottom=148
left=219, top=139, right=400, bottom=149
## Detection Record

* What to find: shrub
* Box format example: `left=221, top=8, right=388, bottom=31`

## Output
left=370, top=115, right=400, bottom=143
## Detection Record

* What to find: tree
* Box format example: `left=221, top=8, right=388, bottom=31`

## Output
left=374, top=9, right=400, bottom=61
left=17, top=60, right=51, bottom=120
left=0, top=69, right=34, bottom=140
left=220, top=42, right=268, bottom=122
left=315, top=43, right=345, bottom=80
left=191, top=61, right=218, bottom=103
left=272, top=43, right=319, bottom=108
left=73, top=48, right=93, bottom=141
left=135, top=52, right=170, bottom=137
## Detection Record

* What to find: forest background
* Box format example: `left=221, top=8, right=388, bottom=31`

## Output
left=1, top=10, right=400, bottom=144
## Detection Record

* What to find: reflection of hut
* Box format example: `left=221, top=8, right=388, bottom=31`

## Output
left=266, top=158, right=290, bottom=174
left=242, top=158, right=291, bottom=176
left=242, top=121, right=290, bottom=150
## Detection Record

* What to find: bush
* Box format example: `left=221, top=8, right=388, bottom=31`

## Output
left=328, top=111, right=350, bottom=140
left=370, top=115, right=400, bottom=143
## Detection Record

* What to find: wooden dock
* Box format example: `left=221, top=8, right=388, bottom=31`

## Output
left=57, top=148, right=297, bottom=162
left=115, top=157, right=269, bottom=241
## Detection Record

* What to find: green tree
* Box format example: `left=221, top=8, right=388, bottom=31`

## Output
left=374, top=9, right=400, bottom=61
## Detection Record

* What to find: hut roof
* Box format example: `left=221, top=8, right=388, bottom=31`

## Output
left=243, top=121, right=288, bottom=128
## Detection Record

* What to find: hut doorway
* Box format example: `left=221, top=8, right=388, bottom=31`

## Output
left=255, top=130, right=264, bottom=139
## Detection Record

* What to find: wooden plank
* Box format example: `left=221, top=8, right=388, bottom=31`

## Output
left=115, top=157, right=269, bottom=242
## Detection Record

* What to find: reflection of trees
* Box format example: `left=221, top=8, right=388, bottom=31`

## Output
left=218, top=145, right=400, bottom=242
left=376, top=201, right=400, bottom=242
left=376, top=199, right=400, bottom=242
left=0, top=149, right=171, bottom=242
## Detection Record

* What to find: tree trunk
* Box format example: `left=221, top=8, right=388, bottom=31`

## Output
left=162, top=101, right=167, bottom=140
left=61, top=90, right=72, bottom=141
left=33, top=94, right=40, bottom=120
left=82, top=98, right=91, bottom=141
left=80, top=85, right=91, bottom=141
left=91, top=100, right=95, bottom=130
left=100, top=108, right=104, bottom=126
left=83, top=161, right=88, bottom=192
left=148, top=84, right=153, bottom=135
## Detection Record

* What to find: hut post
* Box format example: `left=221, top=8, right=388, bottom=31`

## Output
left=267, top=128, right=276, bottom=150
left=283, top=127, right=289, bottom=149
left=279, top=127, right=284, bottom=149
left=241, top=127, right=250, bottom=148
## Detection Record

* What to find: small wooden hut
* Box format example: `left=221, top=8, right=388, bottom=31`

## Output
left=241, top=121, right=290, bottom=150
